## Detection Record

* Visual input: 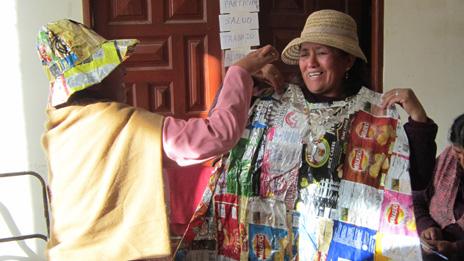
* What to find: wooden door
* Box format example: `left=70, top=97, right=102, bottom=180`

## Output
left=87, top=0, right=222, bottom=120
left=259, top=0, right=383, bottom=91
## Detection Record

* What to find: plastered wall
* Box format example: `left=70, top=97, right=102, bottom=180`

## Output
left=0, top=1, right=82, bottom=258
left=384, top=0, right=464, bottom=153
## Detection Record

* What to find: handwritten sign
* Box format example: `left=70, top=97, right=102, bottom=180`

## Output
left=219, top=0, right=260, bottom=65
left=220, top=29, right=259, bottom=49
left=219, top=12, right=259, bottom=31
left=224, top=48, right=251, bottom=67
left=220, top=0, right=259, bottom=14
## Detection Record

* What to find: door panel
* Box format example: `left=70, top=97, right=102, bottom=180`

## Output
left=91, top=0, right=221, bottom=121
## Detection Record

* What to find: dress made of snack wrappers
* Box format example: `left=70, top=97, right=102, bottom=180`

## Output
left=175, top=84, right=422, bottom=261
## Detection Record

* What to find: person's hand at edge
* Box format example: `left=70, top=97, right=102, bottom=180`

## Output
left=381, top=88, right=428, bottom=123
left=420, top=227, right=443, bottom=254
left=426, top=239, right=458, bottom=257
left=233, top=45, right=279, bottom=75
left=421, top=226, right=443, bottom=241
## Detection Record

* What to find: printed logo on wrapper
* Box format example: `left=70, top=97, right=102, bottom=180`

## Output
left=354, top=120, right=396, bottom=146
left=379, top=190, right=418, bottom=237
left=252, top=233, right=272, bottom=259
left=355, top=121, right=375, bottom=139
left=305, top=138, right=330, bottom=168
left=284, top=111, right=298, bottom=128
left=385, top=203, right=405, bottom=225
left=348, top=147, right=370, bottom=172
left=248, top=223, right=288, bottom=261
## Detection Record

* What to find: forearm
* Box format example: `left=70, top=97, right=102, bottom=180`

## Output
left=413, top=189, right=439, bottom=234
left=162, top=66, right=253, bottom=166
left=405, top=117, right=438, bottom=190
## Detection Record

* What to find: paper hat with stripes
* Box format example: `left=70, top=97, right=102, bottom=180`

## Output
left=36, top=19, right=138, bottom=106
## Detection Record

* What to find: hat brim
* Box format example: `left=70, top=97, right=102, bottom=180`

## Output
left=281, top=35, right=367, bottom=65
left=49, top=39, right=138, bottom=106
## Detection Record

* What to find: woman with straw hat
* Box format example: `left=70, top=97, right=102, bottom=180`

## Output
left=279, top=9, right=439, bottom=186
left=175, top=10, right=438, bottom=260
left=37, top=19, right=279, bottom=260
left=281, top=9, right=432, bottom=125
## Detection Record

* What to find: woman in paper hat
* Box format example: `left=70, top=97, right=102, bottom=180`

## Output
left=174, top=10, right=439, bottom=260
left=37, top=19, right=279, bottom=260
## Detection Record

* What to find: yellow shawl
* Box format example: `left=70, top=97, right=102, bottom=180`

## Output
left=42, top=101, right=169, bottom=260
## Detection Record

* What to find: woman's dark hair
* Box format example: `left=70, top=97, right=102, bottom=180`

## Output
left=344, top=58, right=369, bottom=96
left=449, top=113, right=464, bottom=147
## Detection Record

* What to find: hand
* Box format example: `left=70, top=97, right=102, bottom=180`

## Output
left=252, top=64, right=285, bottom=94
left=233, top=45, right=279, bottom=75
left=426, top=240, right=458, bottom=256
left=381, top=88, right=428, bottom=123
left=435, top=240, right=458, bottom=256
left=420, top=227, right=443, bottom=255
left=421, top=227, right=443, bottom=241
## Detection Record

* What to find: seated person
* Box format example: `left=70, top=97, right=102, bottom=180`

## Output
left=414, top=113, right=464, bottom=261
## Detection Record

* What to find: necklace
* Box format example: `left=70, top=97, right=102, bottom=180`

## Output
left=278, top=84, right=353, bottom=144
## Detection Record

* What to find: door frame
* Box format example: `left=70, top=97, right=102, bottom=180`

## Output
left=82, top=0, right=383, bottom=92
left=82, top=0, right=92, bottom=26
left=370, top=0, right=384, bottom=92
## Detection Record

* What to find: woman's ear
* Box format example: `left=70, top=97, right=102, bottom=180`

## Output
left=346, top=55, right=356, bottom=69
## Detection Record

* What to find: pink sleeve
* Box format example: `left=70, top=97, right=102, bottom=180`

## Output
left=162, top=66, right=253, bottom=166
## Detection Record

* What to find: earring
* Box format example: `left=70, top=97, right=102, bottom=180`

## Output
left=345, top=67, right=351, bottom=80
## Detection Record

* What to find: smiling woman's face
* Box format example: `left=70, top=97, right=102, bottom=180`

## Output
left=298, top=42, right=355, bottom=98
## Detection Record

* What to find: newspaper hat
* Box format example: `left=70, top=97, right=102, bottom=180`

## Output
left=281, top=9, right=367, bottom=65
left=36, top=19, right=138, bottom=106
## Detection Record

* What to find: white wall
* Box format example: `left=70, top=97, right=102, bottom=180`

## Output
left=384, top=0, right=464, bottom=154
left=0, top=1, right=82, bottom=259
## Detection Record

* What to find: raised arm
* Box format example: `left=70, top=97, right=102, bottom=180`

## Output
left=381, top=88, right=437, bottom=189
left=163, top=45, right=279, bottom=166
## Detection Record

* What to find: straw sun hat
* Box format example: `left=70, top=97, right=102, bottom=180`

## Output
left=281, top=9, right=367, bottom=65
left=36, top=19, right=139, bottom=106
